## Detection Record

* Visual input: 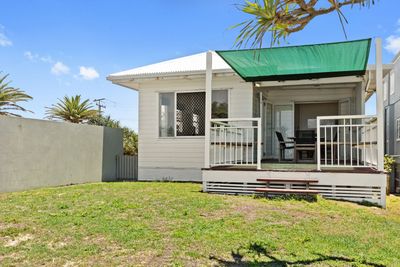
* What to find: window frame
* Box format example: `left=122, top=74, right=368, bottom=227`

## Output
left=390, top=71, right=395, bottom=95
left=158, top=89, right=230, bottom=139
left=175, top=91, right=206, bottom=137
left=211, top=88, right=230, bottom=119
left=383, top=80, right=388, bottom=101
left=158, top=92, right=175, bottom=138
left=397, top=118, right=400, bottom=141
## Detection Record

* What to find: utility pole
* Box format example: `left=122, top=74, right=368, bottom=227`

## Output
left=93, top=98, right=106, bottom=114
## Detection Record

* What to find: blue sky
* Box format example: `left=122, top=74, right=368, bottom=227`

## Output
left=1, top=0, right=399, bottom=131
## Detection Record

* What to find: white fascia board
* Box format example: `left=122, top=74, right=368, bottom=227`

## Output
left=110, top=80, right=140, bottom=91
left=392, top=52, right=400, bottom=64
left=367, top=64, right=393, bottom=73
left=107, top=68, right=234, bottom=82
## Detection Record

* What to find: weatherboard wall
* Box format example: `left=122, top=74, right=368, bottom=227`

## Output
left=136, top=75, right=253, bottom=181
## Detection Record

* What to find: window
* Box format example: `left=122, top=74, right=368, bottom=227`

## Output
left=384, top=80, right=388, bottom=101
left=159, top=93, right=175, bottom=137
left=397, top=118, right=400, bottom=141
left=390, top=71, right=395, bottom=95
left=212, top=90, right=228, bottom=118
left=176, top=92, right=205, bottom=136
left=159, top=90, right=229, bottom=137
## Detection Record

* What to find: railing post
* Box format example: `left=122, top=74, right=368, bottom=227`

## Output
left=317, top=117, right=321, bottom=171
left=257, top=118, right=262, bottom=170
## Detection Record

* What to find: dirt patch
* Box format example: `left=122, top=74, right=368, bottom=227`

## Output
left=48, top=240, right=69, bottom=250
left=83, top=235, right=123, bottom=252
left=4, top=233, right=34, bottom=247
left=84, top=234, right=177, bottom=266
left=62, top=261, right=77, bottom=267
left=0, top=252, right=24, bottom=264
left=200, top=197, right=273, bottom=221
left=0, top=222, right=27, bottom=232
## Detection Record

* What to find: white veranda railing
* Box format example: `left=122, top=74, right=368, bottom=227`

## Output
left=210, top=118, right=261, bottom=169
left=317, top=115, right=378, bottom=170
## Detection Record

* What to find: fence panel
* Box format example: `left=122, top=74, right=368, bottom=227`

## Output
left=116, top=155, right=138, bottom=181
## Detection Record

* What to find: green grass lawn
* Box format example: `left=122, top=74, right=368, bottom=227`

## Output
left=0, top=182, right=399, bottom=266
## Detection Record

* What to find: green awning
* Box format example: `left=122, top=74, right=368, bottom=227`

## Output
left=216, top=39, right=371, bottom=82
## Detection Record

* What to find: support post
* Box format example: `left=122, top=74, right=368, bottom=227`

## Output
left=204, top=51, right=212, bottom=169
left=317, top=117, right=321, bottom=171
left=257, top=118, right=262, bottom=170
left=376, top=38, right=384, bottom=172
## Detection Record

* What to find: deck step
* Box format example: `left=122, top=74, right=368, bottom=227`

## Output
left=255, top=188, right=319, bottom=194
left=256, top=178, right=319, bottom=183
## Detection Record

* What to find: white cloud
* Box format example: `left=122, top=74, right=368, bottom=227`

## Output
left=40, top=56, right=53, bottom=63
left=79, top=66, right=99, bottom=80
left=0, top=25, right=12, bottom=47
left=384, top=18, right=400, bottom=55
left=51, top=61, right=70, bottom=75
left=24, top=51, right=36, bottom=61
left=385, top=35, right=400, bottom=55
left=24, top=51, right=53, bottom=63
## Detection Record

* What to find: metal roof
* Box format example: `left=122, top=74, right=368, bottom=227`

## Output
left=107, top=51, right=232, bottom=81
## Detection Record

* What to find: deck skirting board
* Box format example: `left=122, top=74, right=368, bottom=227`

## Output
left=202, top=170, right=386, bottom=207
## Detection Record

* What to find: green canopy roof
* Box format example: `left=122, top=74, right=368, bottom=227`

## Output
left=216, top=39, right=371, bottom=82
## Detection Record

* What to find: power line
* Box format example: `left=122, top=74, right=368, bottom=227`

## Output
left=93, top=98, right=106, bottom=114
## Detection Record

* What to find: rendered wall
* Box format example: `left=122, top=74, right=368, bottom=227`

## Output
left=0, top=116, right=123, bottom=192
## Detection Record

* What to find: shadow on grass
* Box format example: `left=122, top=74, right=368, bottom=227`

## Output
left=253, top=194, right=384, bottom=208
left=253, top=194, right=318, bottom=203
left=335, top=198, right=383, bottom=208
left=209, top=242, right=385, bottom=267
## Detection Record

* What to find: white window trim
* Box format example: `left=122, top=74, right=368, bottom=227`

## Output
left=158, top=89, right=231, bottom=139
left=383, top=80, right=388, bottom=101
left=397, top=118, right=400, bottom=141
left=390, top=71, right=395, bottom=95
left=158, top=92, right=175, bottom=139
left=211, top=88, right=231, bottom=119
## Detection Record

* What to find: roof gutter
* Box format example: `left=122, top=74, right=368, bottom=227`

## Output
left=107, top=68, right=234, bottom=82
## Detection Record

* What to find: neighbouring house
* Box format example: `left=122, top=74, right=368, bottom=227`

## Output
left=108, top=38, right=388, bottom=207
left=383, top=51, right=400, bottom=193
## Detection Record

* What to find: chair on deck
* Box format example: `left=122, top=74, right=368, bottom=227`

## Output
left=295, top=130, right=316, bottom=163
left=275, top=131, right=294, bottom=162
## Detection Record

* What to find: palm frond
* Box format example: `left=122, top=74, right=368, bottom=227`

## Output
left=0, top=72, right=33, bottom=117
left=45, top=95, right=99, bottom=123
left=233, top=0, right=373, bottom=49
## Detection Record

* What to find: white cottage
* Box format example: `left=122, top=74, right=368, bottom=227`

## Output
left=108, top=38, right=389, bottom=207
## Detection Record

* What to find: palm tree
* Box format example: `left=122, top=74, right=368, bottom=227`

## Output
left=0, top=73, right=33, bottom=116
left=234, top=0, right=374, bottom=48
left=88, top=114, right=121, bottom=128
left=45, top=95, right=98, bottom=123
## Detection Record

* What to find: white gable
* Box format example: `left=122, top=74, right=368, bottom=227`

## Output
left=108, top=51, right=232, bottom=80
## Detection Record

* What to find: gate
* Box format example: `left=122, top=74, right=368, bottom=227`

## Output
left=116, top=155, right=138, bottom=181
